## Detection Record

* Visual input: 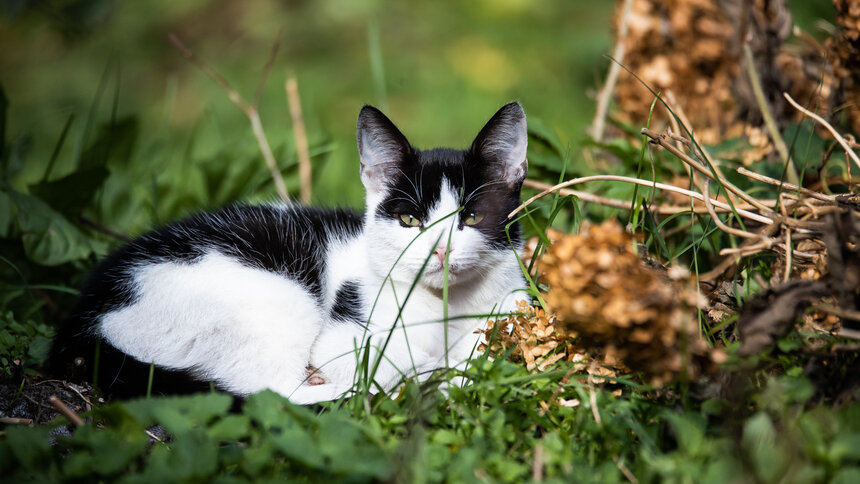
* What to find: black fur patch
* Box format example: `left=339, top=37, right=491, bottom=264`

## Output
left=329, top=280, right=364, bottom=325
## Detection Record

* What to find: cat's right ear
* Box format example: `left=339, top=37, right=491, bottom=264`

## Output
left=357, top=105, right=411, bottom=192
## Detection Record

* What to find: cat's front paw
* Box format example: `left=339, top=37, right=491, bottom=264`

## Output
left=305, top=365, right=326, bottom=385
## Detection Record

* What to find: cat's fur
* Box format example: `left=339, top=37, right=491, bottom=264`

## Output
left=49, top=103, right=528, bottom=404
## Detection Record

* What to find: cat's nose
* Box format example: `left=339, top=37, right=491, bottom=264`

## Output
left=434, top=246, right=452, bottom=264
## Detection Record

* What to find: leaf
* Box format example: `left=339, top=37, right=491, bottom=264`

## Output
left=243, top=390, right=314, bottom=430
left=317, top=414, right=390, bottom=478
left=4, top=425, right=53, bottom=470
left=206, top=415, right=251, bottom=441
left=527, top=117, right=567, bottom=174
left=138, top=428, right=218, bottom=481
left=664, top=412, right=707, bottom=458
left=125, top=393, right=233, bottom=434
left=833, top=468, right=860, bottom=484
left=62, top=424, right=149, bottom=478
left=268, top=426, right=324, bottom=468
left=742, top=412, right=786, bottom=482
left=8, top=190, right=93, bottom=265
left=29, top=117, right=138, bottom=216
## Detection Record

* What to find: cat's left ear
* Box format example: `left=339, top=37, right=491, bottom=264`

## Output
left=471, top=102, right=528, bottom=186
left=357, top=105, right=412, bottom=192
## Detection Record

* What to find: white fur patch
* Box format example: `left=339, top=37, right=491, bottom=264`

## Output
left=99, top=252, right=322, bottom=397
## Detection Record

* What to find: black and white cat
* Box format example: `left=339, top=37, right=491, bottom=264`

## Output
left=50, top=102, right=528, bottom=404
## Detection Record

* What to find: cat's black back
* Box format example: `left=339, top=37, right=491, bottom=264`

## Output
left=49, top=204, right=363, bottom=397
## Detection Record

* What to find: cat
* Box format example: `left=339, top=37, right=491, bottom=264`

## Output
left=49, top=102, right=528, bottom=404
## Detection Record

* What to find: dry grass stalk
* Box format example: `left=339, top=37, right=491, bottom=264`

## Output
left=591, top=0, right=635, bottom=142
left=783, top=92, right=860, bottom=171
left=168, top=32, right=290, bottom=202
left=285, top=76, right=312, bottom=204
left=511, top=174, right=774, bottom=224
left=49, top=394, right=84, bottom=427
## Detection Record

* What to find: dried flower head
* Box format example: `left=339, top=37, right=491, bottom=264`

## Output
left=537, top=220, right=724, bottom=386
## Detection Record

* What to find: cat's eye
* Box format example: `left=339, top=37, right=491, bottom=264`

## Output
left=463, top=212, right=484, bottom=226
left=399, top=214, right=422, bottom=227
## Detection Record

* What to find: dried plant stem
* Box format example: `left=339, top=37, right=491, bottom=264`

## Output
left=743, top=44, right=798, bottom=184
left=665, top=90, right=731, bottom=190
left=812, top=304, right=860, bottom=327
left=513, top=176, right=773, bottom=224
left=784, top=92, right=860, bottom=170
left=0, top=417, right=33, bottom=425
left=532, top=444, right=545, bottom=482
left=523, top=179, right=775, bottom=217
left=286, top=76, right=312, bottom=204
left=168, top=33, right=290, bottom=202
left=702, top=178, right=759, bottom=238
left=587, top=369, right=602, bottom=426
left=784, top=228, right=793, bottom=281
left=737, top=167, right=836, bottom=203
left=590, top=0, right=634, bottom=142
left=248, top=111, right=289, bottom=201
left=642, top=128, right=773, bottom=213
left=49, top=395, right=84, bottom=427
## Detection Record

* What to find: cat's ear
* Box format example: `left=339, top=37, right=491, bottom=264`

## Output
left=471, top=102, right=528, bottom=186
left=357, top=105, right=411, bottom=192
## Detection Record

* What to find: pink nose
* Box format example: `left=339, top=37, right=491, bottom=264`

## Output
left=434, top=246, right=452, bottom=264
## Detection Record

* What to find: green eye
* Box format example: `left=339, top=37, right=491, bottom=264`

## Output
left=463, top=212, right=484, bottom=226
left=399, top=214, right=421, bottom=227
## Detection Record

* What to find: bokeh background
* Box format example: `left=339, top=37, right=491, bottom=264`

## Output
left=0, top=0, right=840, bottom=255
left=1, top=1, right=619, bottom=222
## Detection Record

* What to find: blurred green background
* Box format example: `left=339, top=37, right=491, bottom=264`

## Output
left=1, top=0, right=614, bottom=233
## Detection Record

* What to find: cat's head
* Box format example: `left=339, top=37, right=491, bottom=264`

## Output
left=357, top=102, right=527, bottom=289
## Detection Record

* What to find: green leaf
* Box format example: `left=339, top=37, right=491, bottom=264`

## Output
left=137, top=428, right=218, bottom=481
left=207, top=414, right=251, bottom=441
left=664, top=412, right=707, bottom=458
left=268, top=426, right=324, bottom=468
left=8, top=190, right=93, bottom=265
left=243, top=390, right=314, bottom=430
left=742, top=412, right=786, bottom=482
left=5, top=425, right=53, bottom=470
left=29, top=117, right=138, bottom=216
left=833, top=468, right=860, bottom=484
left=125, top=392, right=233, bottom=434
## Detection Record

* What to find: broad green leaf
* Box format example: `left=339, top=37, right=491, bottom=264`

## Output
left=207, top=414, right=251, bottom=441
left=29, top=118, right=137, bottom=216
left=9, top=191, right=92, bottom=265
left=833, top=468, right=860, bottom=484
left=126, top=392, right=233, bottom=433
left=5, top=425, right=53, bottom=469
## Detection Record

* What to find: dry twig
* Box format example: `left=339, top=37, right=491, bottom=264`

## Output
left=285, top=76, right=312, bottom=204
left=512, top=175, right=773, bottom=225
left=590, top=0, right=634, bottom=142
left=742, top=44, right=798, bottom=184
left=784, top=92, right=860, bottom=171
left=168, top=32, right=290, bottom=202
left=49, top=395, right=84, bottom=427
